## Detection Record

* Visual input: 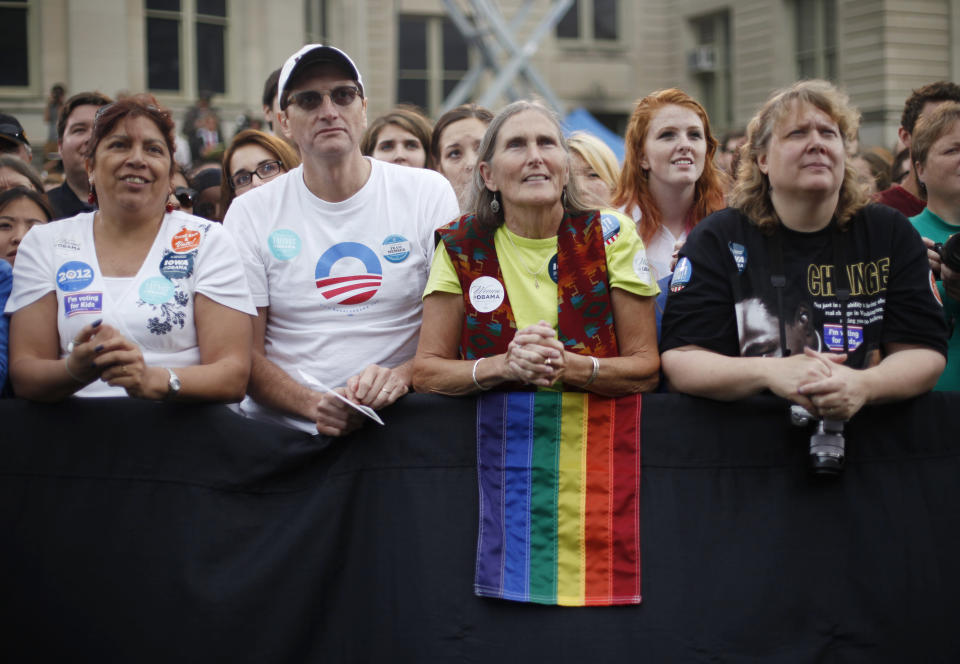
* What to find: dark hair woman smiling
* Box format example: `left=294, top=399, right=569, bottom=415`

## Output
left=5, top=94, right=256, bottom=402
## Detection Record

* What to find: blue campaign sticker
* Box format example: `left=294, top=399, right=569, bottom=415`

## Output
left=669, top=257, right=692, bottom=292
left=728, top=242, right=747, bottom=273
left=268, top=229, right=302, bottom=261
left=381, top=234, right=411, bottom=263
left=56, top=261, right=95, bottom=292
left=823, top=323, right=864, bottom=352
left=159, top=251, right=195, bottom=280
left=64, top=292, right=103, bottom=317
left=548, top=253, right=559, bottom=283
left=139, top=276, right=175, bottom=305
left=600, top=212, right=621, bottom=245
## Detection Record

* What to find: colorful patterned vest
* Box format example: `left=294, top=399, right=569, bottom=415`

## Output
left=435, top=211, right=619, bottom=368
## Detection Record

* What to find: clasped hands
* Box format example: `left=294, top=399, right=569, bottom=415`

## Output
left=504, top=321, right=564, bottom=388
left=771, top=347, right=868, bottom=421
left=313, top=364, right=409, bottom=437
left=66, top=319, right=166, bottom=399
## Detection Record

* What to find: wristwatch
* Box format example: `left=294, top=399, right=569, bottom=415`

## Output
left=166, top=368, right=182, bottom=399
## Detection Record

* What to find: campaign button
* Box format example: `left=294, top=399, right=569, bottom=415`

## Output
left=56, top=261, right=95, bottom=292
left=469, top=276, right=505, bottom=313
left=171, top=228, right=202, bottom=253
left=381, top=234, right=411, bottom=263
left=139, top=276, right=175, bottom=304
left=64, top=292, right=103, bottom=317
left=269, top=229, right=301, bottom=261
left=159, top=252, right=195, bottom=280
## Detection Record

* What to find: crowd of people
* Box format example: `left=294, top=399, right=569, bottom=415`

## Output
left=0, top=43, right=956, bottom=439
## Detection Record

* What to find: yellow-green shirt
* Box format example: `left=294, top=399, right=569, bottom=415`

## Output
left=424, top=209, right=659, bottom=331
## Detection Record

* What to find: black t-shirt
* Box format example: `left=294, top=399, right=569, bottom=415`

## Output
left=660, top=205, right=948, bottom=368
left=47, top=182, right=95, bottom=221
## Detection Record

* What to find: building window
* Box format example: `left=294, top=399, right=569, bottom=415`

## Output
left=396, top=15, right=469, bottom=114
left=0, top=0, right=31, bottom=87
left=146, top=0, right=228, bottom=95
left=556, top=0, right=619, bottom=42
left=794, top=0, right=836, bottom=80
left=688, top=12, right=732, bottom=132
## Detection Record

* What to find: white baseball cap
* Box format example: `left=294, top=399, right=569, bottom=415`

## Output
left=277, top=44, right=364, bottom=109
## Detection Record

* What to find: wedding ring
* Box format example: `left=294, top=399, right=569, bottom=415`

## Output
left=67, top=341, right=76, bottom=353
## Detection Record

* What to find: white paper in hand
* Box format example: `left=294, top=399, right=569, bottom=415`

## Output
left=297, top=370, right=385, bottom=426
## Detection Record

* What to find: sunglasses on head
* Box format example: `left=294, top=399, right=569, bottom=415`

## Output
left=285, top=86, right=361, bottom=111
left=174, top=186, right=196, bottom=207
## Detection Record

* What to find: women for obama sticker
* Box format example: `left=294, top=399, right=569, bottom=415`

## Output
left=381, top=234, right=411, bottom=263
left=468, top=276, right=505, bottom=313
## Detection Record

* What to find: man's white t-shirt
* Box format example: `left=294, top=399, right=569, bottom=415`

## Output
left=224, top=158, right=459, bottom=433
left=5, top=211, right=256, bottom=397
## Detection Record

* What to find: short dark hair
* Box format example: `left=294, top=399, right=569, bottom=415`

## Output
left=88, top=94, right=176, bottom=174
left=262, top=68, right=281, bottom=109
left=0, top=186, right=54, bottom=222
left=900, top=81, right=960, bottom=135
left=57, top=91, right=112, bottom=141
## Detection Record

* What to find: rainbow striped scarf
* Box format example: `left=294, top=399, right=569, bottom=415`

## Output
left=475, top=391, right=642, bottom=606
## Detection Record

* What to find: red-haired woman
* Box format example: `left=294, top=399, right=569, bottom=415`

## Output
left=6, top=95, right=255, bottom=402
left=613, top=88, right=726, bottom=281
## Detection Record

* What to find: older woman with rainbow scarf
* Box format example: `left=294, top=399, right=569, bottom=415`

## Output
left=412, top=100, right=660, bottom=396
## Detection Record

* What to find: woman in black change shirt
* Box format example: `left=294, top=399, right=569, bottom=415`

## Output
left=660, top=80, right=947, bottom=421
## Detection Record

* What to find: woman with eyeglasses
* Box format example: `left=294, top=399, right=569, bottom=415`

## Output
left=167, top=164, right=194, bottom=214
left=5, top=95, right=256, bottom=402
left=220, top=129, right=300, bottom=216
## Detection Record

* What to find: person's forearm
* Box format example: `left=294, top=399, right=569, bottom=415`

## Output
left=163, top=356, right=250, bottom=402
left=413, top=353, right=512, bottom=396
left=247, top=352, right=322, bottom=419
left=662, top=348, right=775, bottom=400
left=858, top=347, right=944, bottom=405
left=10, top=356, right=93, bottom=402
left=561, top=351, right=660, bottom=396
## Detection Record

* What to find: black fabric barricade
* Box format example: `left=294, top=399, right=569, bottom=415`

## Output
left=1, top=393, right=958, bottom=662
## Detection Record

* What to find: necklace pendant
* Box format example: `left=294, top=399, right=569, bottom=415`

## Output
left=534, top=275, right=540, bottom=288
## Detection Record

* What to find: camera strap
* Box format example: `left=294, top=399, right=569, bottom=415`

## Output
left=766, top=220, right=850, bottom=357
left=831, top=225, right=851, bottom=355
left=766, top=227, right=790, bottom=357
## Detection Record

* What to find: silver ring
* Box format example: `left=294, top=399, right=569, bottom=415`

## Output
left=66, top=341, right=76, bottom=353
left=545, top=358, right=552, bottom=366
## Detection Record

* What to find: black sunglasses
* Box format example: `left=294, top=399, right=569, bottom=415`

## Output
left=174, top=186, right=196, bottom=207
left=286, top=86, right=361, bottom=111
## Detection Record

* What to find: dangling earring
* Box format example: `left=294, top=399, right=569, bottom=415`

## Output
left=489, top=192, right=501, bottom=214
left=561, top=186, right=568, bottom=209
left=87, top=183, right=97, bottom=205
left=165, top=202, right=175, bottom=213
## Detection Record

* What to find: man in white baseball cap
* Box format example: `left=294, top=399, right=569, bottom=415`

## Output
left=225, top=45, right=458, bottom=437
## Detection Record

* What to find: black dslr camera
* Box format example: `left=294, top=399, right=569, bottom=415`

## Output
left=790, top=405, right=845, bottom=475
left=935, top=232, right=960, bottom=272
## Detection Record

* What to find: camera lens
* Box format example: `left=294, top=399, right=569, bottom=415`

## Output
left=809, top=419, right=845, bottom=475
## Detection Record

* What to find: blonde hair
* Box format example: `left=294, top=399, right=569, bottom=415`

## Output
left=911, top=102, right=960, bottom=175
left=730, top=80, right=868, bottom=233
left=568, top=131, right=620, bottom=194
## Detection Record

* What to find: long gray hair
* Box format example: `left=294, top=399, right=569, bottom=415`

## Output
left=469, top=100, right=591, bottom=230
